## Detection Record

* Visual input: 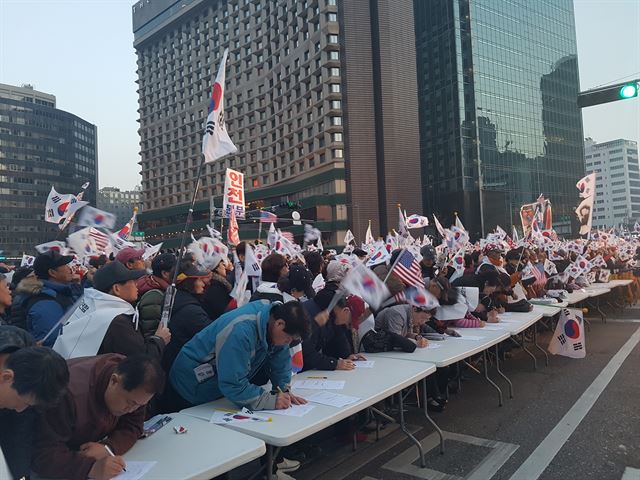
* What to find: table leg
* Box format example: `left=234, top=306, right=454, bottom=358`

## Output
left=420, top=378, right=445, bottom=454
left=398, top=390, right=426, bottom=467
left=494, top=345, right=513, bottom=398
left=519, top=331, right=538, bottom=370
left=482, top=350, right=503, bottom=407
left=531, top=324, right=549, bottom=367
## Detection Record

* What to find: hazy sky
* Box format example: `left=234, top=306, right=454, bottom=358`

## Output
left=0, top=0, right=639, bottom=191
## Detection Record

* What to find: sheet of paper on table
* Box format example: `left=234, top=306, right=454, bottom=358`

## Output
left=261, top=404, right=316, bottom=417
left=112, top=461, right=157, bottom=480
left=305, top=391, right=361, bottom=408
left=449, top=334, right=485, bottom=341
left=482, top=325, right=509, bottom=331
left=292, top=379, right=346, bottom=390
left=354, top=360, right=375, bottom=368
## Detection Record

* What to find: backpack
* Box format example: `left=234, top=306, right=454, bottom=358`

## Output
left=6, top=293, right=68, bottom=332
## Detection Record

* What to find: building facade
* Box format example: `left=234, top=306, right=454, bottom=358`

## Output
left=0, top=83, right=98, bottom=257
left=132, top=0, right=422, bottom=246
left=584, top=138, right=640, bottom=229
left=97, top=186, right=143, bottom=227
left=414, top=0, right=584, bottom=238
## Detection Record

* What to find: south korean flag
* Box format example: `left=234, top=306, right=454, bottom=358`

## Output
left=548, top=308, right=586, bottom=358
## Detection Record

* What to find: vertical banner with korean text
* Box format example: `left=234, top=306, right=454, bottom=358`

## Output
left=223, top=168, right=245, bottom=219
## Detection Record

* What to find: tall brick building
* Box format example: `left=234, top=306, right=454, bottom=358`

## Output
left=132, top=0, right=421, bottom=246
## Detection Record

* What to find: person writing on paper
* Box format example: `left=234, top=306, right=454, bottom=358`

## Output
left=33, top=353, right=165, bottom=480
left=374, top=304, right=432, bottom=347
left=168, top=301, right=310, bottom=411
left=0, top=326, right=69, bottom=480
left=301, top=288, right=367, bottom=371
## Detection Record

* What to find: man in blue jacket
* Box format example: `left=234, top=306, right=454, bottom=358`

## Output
left=26, top=251, right=83, bottom=346
left=169, top=300, right=310, bottom=410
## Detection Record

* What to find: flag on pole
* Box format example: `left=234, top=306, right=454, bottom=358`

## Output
left=77, top=206, right=117, bottom=229
left=340, top=264, right=390, bottom=310
left=365, top=221, right=375, bottom=245
left=391, top=249, right=425, bottom=287
left=432, top=214, right=446, bottom=237
left=202, top=49, right=237, bottom=163
left=403, top=286, right=440, bottom=310
left=406, top=214, right=430, bottom=229
left=366, top=243, right=391, bottom=267
left=244, top=243, right=262, bottom=277
left=449, top=248, right=466, bottom=283
left=397, top=206, right=409, bottom=238
left=35, top=241, right=67, bottom=254
left=259, top=210, right=278, bottom=223
left=267, top=223, right=277, bottom=250
left=548, top=308, right=586, bottom=358
left=20, top=255, right=35, bottom=267
left=576, top=173, right=596, bottom=199
left=455, top=213, right=465, bottom=231
left=343, top=229, right=355, bottom=245
left=228, top=207, right=240, bottom=245
left=543, top=258, right=558, bottom=275
left=116, top=208, right=138, bottom=240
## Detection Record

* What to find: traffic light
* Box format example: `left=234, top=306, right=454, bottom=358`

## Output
left=619, top=83, right=638, bottom=99
left=578, top=80, right=639, bottom=108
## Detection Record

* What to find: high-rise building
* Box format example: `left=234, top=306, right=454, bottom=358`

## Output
left=132, top=0, right=421, bottom=246
left=414, top=0, right=584, bottom=238
left=584, top=138, right=640, bottom=229
left=97, top=186, right=143, bottom=226
left=0, top=83, right=98, bottom=257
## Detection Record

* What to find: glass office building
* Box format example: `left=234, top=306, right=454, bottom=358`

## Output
left=415, top=0, right=584, bottom=237
left=0, top=83, right=97, bottom=257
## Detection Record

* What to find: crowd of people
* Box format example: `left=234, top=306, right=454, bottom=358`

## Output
left=1, top=227, right=639, bottom=480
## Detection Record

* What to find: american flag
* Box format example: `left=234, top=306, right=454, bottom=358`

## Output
left=259, top=210, right=278, bottom=223
left=280, top=231, right=294, bottom=243
left=391, top=249, right=424, bottom=287
left=88, top=228, right=110, bottom=253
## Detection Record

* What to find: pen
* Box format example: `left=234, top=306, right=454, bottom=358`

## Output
left=276, top=386, right=285, bottom=394
left=307, top=376, right=327, bottom=379
left=104, top=445, right=126, bottom=472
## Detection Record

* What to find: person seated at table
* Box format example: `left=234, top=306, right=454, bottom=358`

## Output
left=374, top=304, right=432, bottom=347
left=0, top=326, right=69, bottom=480
left=33, top=353, right=165, bottom=480
left=168, top=301, right=310, bottom=411
left=452, top=270, right=502, bottom=321
left=301, top=288, right=366, bottom=371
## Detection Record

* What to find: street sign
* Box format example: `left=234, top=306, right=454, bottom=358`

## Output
left=131, top=231, right=145, bottom=238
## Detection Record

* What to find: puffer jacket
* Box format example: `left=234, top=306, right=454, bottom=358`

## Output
left=6, top=275, right=43, bottom=330
left=25, top=279, right=83, bottom=346
left=136, top=275, right=169, bottom=338
left=201, top=274, right=233, bottom=321
left=161, top=289, right=213, bottom=373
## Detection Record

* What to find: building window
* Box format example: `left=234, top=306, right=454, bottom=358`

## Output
left=327, top=12, right=337, bottom=22
left=328, top=34, right=338, bottom=44
left=330, top=84, right=341, bottom=93
left=332, top=132, right=342, bottom=142
left=330, top=116, right=342, bottom=126
left=333, top=149, right=343, bottom=158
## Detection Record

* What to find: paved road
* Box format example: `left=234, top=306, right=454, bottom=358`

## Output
left=289, top=308, right=640, bottom=480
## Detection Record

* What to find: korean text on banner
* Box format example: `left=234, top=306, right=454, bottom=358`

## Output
left=223, top=168, right=245, bottom=219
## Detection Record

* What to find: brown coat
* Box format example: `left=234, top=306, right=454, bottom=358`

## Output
left=33, top=354, right=145, bottom=480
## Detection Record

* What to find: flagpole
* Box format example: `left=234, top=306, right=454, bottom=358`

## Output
left=159, top=156, right=208, bottom=327
left=382, top=248, right=406, bottom=284
left=258, top=220, right=263, bottom=242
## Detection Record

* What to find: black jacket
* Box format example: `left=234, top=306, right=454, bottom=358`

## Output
left=98, top=313, right=165, bottom=363
left=162, top=289, right=212, bottom=372
left=300, top=299, right=352, bottom=371
left=201, top=276, right=232, bottom=321
left=1, top=407, right=35, bottom=479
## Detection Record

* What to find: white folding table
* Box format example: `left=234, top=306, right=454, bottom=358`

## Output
left=369, top=328, right=513, bottom=406
left=181, top=357, right=438, bottom=475
left=122, top=413, right=265, bottom=480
